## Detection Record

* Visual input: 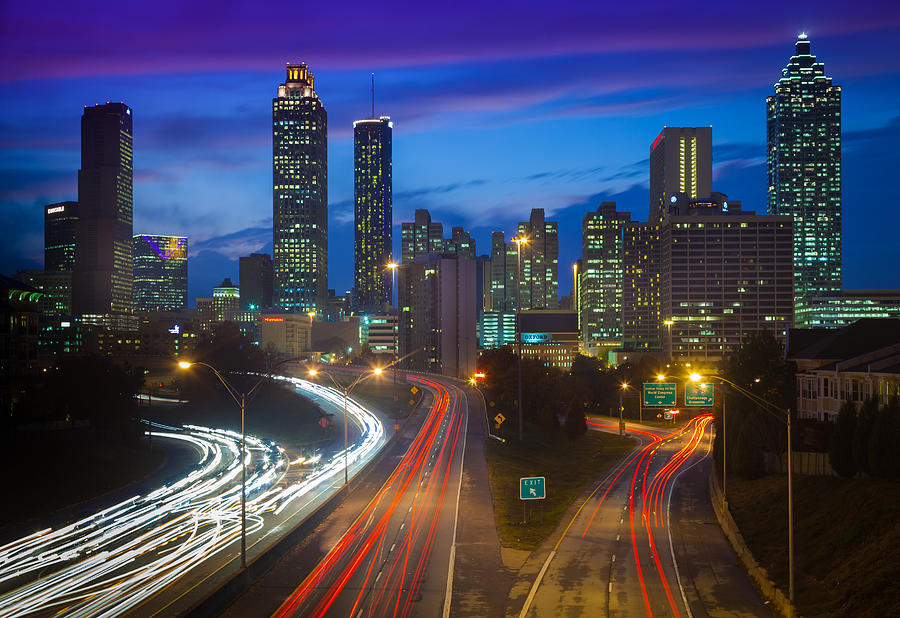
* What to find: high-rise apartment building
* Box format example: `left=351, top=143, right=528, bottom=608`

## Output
left=661, top=207, right=794, bottom=362
left=239, top=253, right=273, bottom=310
left=353, top=116, right=393, bottom=312
left=273, top=63, right=327, bottom=313
left=622, top=223, right=662, bottom=353
left=45, top=201, right=78, bottom=272
left=490, top=232, right=518, bottom=312
left=73, top=103, right=133, bottom=316
left=398, top=253, right=477, bottom=377
left=400, top=209, right=444, bottom=263
left=580, top=203, right=631, bottom=349
left=517, top=208, right=558, bottom=310
left=767, top=35, right=842, bottom=325
left=649, top=127, right=712, bottom=224
left=132, top=234, right=187, bottom=312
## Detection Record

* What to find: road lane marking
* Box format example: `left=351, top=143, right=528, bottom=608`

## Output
left=442, top=384, right=469, bottom=618
left=519, top=550, right=556, bottom=618
left=666, top=421, right=713, bottom=618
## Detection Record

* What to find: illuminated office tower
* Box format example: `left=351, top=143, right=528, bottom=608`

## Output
left=44, top=201, right=78, bottom=272
left=648, top=127, right=712, bottom=224
left=132, top=234, right=187, bottom=312
left=517, top=208, right=558, bottom=310
left=353, top=116, right=392, bottom=311
left=401, top=209, right=444, bottom=263
left=580, top=203, right=631, bottom=349
left=73, top=102, right=133, bottom=315
left=489, top=232, right=518, bottom=312
left=239, top=253, right=273, bottom=310
left=622, top=222, right=661, bottom=353
left=767, top=35, right=842, bottom=326
left=273, top=63, right=327, bottom=313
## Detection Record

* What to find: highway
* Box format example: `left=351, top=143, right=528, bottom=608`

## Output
left=0, top=377, right=385, bottom=617
left=517, top=416, right=770, bottom=617
left=262, top=374, right=470, bottom=618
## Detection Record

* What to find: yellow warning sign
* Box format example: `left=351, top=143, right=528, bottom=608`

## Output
left=410, top=386, right=419, bottom=394
left=494, top=413, right=506, bottom=425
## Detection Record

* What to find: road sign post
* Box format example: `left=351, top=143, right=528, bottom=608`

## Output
left=685, top=383, right=714, bottom=406
left=519, top=476, right=546, bottom=500
left=643, top=383, right=676, bottom=407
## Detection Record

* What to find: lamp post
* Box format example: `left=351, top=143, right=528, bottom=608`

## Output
left=308, top=367, right=383, bottom=485
left=177, top=358, right=301, bottom=568
left=619, top=382, right=629, bottom=436
left=690, top=372, right=794, bottom=603
left=664, top=320, right=674, bottom=364
left=387, top=262, right=399, bottom=399
left=513, top=235, right=528, bottom=441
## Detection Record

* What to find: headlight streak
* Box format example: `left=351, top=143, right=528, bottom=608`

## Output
left=0, top=377, right=385, bottom=617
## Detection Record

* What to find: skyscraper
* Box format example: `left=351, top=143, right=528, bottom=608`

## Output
left=273, top=63, right=327, bottom=314
left=661, top=207, right=794, bottom=361
left=649, top=127, right=712, bottom=224
left=767, top=35, right=842, bottom=326
left=239, top=253, right=273, bottom=310
left=132, top=234, right=187, bottom=312
left=73, top=103, right=133, bottom=316
left=517, top=208, right=559, bottom=310
left=398, top=253, right=477, bottom=377
left=353, top=116, right=393, bottom=311
left=622, top=222, right=662, bottom=353
left=401, top=209, right=444, bottom=263
left=44, top=201, right=78, bottom=272
left=580, top=203, right=631, bottom=350
left=490, top=231, right=518, bottom=312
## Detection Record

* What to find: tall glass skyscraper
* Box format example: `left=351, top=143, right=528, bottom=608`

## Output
left=767, top=35, right=841, bottom=326
left=353, top=116, right=392, bottom=311
left=132, top=234, right=187, bottom=312
left=648, top=127, right=712, bottom=224
left=580, top=203, right=631, bottom=348
left=73, top=102, right=133, bottom=316
left=273, top=63, right=328, bottom=314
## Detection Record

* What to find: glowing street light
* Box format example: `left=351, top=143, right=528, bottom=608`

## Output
left=512, top=235, right=529, bottom=441
left=178, top=358, right=298, bottom=568
left=690, top=371, right=795, bottom=603
left=308, top=367, right=384, bottom=485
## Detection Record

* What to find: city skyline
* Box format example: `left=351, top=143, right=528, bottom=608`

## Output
left=2, top=3, right=900, bottom=303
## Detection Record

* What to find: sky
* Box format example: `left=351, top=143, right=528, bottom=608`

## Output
left=2, top=0, right=900, bottom=304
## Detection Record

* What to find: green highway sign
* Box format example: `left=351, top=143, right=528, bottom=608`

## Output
left=520, top=476, right=546, bottom=500
left=643, top=383, right=676, bottom=406
left=685, top=383, right=714, bottom=406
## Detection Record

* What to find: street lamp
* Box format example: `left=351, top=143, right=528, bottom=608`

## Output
left=664, top=320, right=674, bottom=364
left=386, top=262, right=399, bottom=399
left=178, top=358, right=301, bottom=569
left=513, top=235, right=528, bottom=441
left=619, top=382, right=629, bottom=436
left=690, top=371, right=795, bottom=603
left=308, top=367, right=384, bottom=485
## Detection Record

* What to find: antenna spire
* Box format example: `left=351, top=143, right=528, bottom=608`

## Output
left=371, top=73, right=375, bottom=119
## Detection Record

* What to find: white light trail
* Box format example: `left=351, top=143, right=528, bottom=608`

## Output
left=0, top=377, right=384, bottom=617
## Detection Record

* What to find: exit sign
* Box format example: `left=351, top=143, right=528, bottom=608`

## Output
left=519, top=476, right=546, bottom=500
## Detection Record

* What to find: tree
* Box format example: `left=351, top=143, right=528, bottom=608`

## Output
left=564, top=397, right=587, bottom=439
left=829, top=399, right=857, bottom=477
left=852, top=398, right=878, bottom=476
left=868, top=397, right=900, bottom=479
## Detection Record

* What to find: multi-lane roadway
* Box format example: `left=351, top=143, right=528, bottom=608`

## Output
left=0, top=377, right=386, bottom=617
left=514, top=416, right=769, bottom=617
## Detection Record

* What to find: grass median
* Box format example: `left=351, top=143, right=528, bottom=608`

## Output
left=727, top=474, right=900, bottom=617
left=484, top=430, right=635, bottom=551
